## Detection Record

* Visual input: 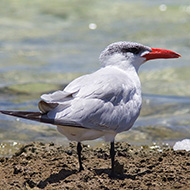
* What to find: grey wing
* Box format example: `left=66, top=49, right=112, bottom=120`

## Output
left=39, top=68, right=135, bottom=131
left=39, top=88, right=79, bottom=113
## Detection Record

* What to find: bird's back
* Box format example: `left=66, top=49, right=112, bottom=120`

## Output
left=42, top=66, right=142, bottom=133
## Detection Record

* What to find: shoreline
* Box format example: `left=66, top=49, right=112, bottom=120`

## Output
left=0, top=142, right=190, bottom=189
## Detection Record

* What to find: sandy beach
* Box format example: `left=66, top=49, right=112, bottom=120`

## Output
left=0, top=142, right=189, bottom=189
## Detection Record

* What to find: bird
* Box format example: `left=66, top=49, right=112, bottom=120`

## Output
left=0, top=41, right=181, bottom=177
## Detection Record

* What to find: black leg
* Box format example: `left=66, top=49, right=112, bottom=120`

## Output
left=77, top=142, right=84, bottom=171
left=110, top=141, right=115, bottom=177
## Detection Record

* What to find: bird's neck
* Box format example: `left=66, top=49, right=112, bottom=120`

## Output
left=101, top=61, right=141, bottom=91
left=101, top=54, right=141, bottom=73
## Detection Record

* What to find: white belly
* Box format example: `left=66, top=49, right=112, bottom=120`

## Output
left=57, top=125, right=116, bottom=142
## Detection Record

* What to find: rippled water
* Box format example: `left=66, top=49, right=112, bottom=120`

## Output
left=0, top=0, right=190, bottom=156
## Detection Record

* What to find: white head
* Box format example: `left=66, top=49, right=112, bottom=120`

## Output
left=99, top=41, right=181, bottom=72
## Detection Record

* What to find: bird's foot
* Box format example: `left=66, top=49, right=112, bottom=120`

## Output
left=109, top=171, right=116, bottom=178
left=79, top=166, right=84, bottom=172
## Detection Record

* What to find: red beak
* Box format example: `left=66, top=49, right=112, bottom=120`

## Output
left=143, top=48, right=181, bottom=61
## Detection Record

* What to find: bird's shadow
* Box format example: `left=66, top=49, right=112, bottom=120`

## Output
left=36, top=168, right=77, bottom=189
left=34, top=167, right=150, bottom=189
left=94, top=168, right=149, bottom=180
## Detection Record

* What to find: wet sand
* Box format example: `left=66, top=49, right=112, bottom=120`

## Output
left=0, top=142, right=190, bottom=190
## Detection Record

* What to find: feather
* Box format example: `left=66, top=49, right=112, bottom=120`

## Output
left=0, top=110, right=84, bottom=128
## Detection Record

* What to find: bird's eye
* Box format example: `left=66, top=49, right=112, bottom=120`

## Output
left=121, top=47, right=141, bottom=55
left=128, top=47, right=141, bottom=54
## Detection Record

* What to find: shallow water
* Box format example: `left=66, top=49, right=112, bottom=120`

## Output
left=0, top=0, right=190, bottom=156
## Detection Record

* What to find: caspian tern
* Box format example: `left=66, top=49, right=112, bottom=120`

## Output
left=0, top=41, right=181, bottom=176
